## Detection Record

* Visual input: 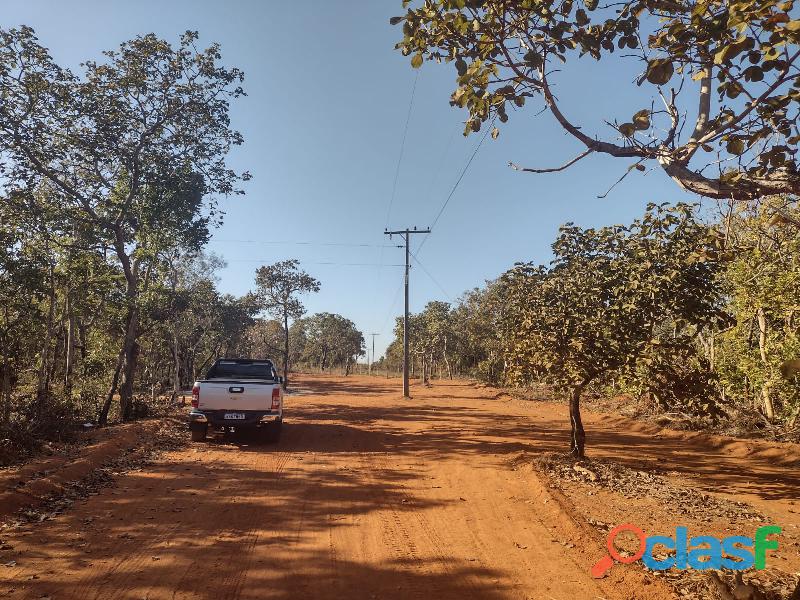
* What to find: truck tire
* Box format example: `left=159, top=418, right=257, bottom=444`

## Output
left=263, top=419, right=282, bottom=443
left=190, top=424, right=207, bottom=442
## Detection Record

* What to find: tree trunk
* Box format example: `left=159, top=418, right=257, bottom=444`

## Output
left=345, top=357, right=351, bottom=376
left=1, top=333, right=11, bottom=425
left=111, top=228, right=140, bottom=421
left=172, top=328, right=181, bottom=404
left=282, top=311, right=289, bottom=389
left=170, top=260, right=181, bottom=403
left=443, top=336, right=453, bottom=380
left=117, top=306, right=140, bottom=421
left=756, top=307, right=776, bottom=420
left=35, top=285, right=57, bottom=416
left=98, top=349, right=125, bottom=425
left=569, top=383, right=587, bottom=458
left=64, top=292, right=75, bottom=400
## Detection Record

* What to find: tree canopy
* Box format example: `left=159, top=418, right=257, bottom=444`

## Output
left=393, top=0, right=800, bottom=201
left=254, top=259, right=321, bottom=386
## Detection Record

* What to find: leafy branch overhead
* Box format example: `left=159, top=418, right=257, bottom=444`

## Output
left=393, top=0, right=800, bottom=200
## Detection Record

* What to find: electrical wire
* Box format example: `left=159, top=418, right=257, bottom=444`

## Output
left=380, top=280, right=405, bottom=332
left=378, top=71, right=421, bottom=280
left=410, top=250, right=452, bottom=301
left=225, top=259, right=404, bottom=267
left=211, top=239, right=396, bottom=248
left=416, top=116, right=497, bottom=255
left=385, top=70, right=420, bottom=232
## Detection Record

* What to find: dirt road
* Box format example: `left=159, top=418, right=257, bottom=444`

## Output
left=2, top=375, right=798, bottom=600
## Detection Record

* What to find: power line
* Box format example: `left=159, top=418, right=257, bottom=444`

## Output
left=381, top=280, right=404, bottom=331
left=384, top=70, right=420, bottom=231
left=211, top=239, right=398, bottom=248
left=422, top=123, right=459, bottom=208
left=379, top=71, right=420, bottom=279
left=225, top=259, right=404, bottom=267
left=416, top=116, right=497, bottom=255
left=410, top=251, right=452, bottom=301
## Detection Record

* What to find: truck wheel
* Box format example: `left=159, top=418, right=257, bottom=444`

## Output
left=263, top=419, right=282, bottom=443
left=190, top=424, right=208, bottom=442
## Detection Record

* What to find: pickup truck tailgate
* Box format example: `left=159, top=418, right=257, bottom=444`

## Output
left=196, top=381, right=276, bottom=411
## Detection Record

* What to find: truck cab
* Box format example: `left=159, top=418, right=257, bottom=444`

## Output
left=188, top=358, right=284, bottom=442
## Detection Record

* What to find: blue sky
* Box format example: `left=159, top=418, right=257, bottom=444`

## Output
left=4, top=1, right=697, bottom=359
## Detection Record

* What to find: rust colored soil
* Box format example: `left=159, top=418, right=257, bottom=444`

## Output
left=0, top=420, right=162, bottom=522
left=1, top=375, right=797, bottom=600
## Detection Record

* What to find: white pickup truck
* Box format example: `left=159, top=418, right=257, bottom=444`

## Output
left=188, top=358, right=284, bottom=442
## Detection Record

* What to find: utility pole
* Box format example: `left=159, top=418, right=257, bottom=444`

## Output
left=369, top=333, right=379, bottom=376
left=384, top=227, right=430, bottom=397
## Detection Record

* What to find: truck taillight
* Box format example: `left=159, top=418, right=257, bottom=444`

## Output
left=271, top=388, right=280, bottom=410
left=192, top=384, right=200, bottom=408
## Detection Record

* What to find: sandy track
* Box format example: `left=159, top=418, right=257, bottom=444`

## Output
left=3, top=374, right=796, bottom=599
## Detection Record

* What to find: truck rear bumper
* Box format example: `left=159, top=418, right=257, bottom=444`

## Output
left=189, top=409, right=281, bottom=428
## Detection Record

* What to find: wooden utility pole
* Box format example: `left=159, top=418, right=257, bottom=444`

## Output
left=384, top=227, right=430, bottom=397
left=369, top=333, right=379, bottom=375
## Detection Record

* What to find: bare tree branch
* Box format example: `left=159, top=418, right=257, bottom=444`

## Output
left=509, top=148, right=594, bottom=173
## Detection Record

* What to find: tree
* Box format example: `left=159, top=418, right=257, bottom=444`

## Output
left=416, top=301, right=454, bottom=381
left=240, top=319, right=288, bottom=362
left=295, top=313, right=365, bottom=374
left=394, top=1, right=800, bottom=202
left=254, top=260, right=320, bottom=387
left=715, top=198, right=800, bottom=423
left=501, top=203, right=725, bottom=457
left=0, top=27, right=248, bottom=421
left=450, top=283, right=505, bottom=382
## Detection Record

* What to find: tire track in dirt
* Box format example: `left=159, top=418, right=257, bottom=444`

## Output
left=174, top=443, right=298, bottom=600
left=358, top=450, right=430, bottom=599
left=82, top=444, right=231, bottom=600
left=0, top=375, right=698, bottom=599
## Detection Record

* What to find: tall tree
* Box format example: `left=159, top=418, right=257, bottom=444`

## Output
left=0, top=27, right=248, bottom=421
left=254, top=260, right=320, bottom=387
left=394, top=1, right=800, bottom=202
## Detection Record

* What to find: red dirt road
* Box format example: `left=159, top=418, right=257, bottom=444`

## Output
left=1, top=375, right=798, bottom=600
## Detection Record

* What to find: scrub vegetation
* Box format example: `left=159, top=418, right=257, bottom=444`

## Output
left=388, top=0, right=800, bottom=456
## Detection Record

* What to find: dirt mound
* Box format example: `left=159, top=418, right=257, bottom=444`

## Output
left=0, top=416, right=185, bottom=526
left=535, top=452, right=798, bottom=600
left=537, top=452, right=766, bottom=524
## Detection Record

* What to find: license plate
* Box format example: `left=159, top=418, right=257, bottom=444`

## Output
left=224, top=413, right=245, bottom=420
